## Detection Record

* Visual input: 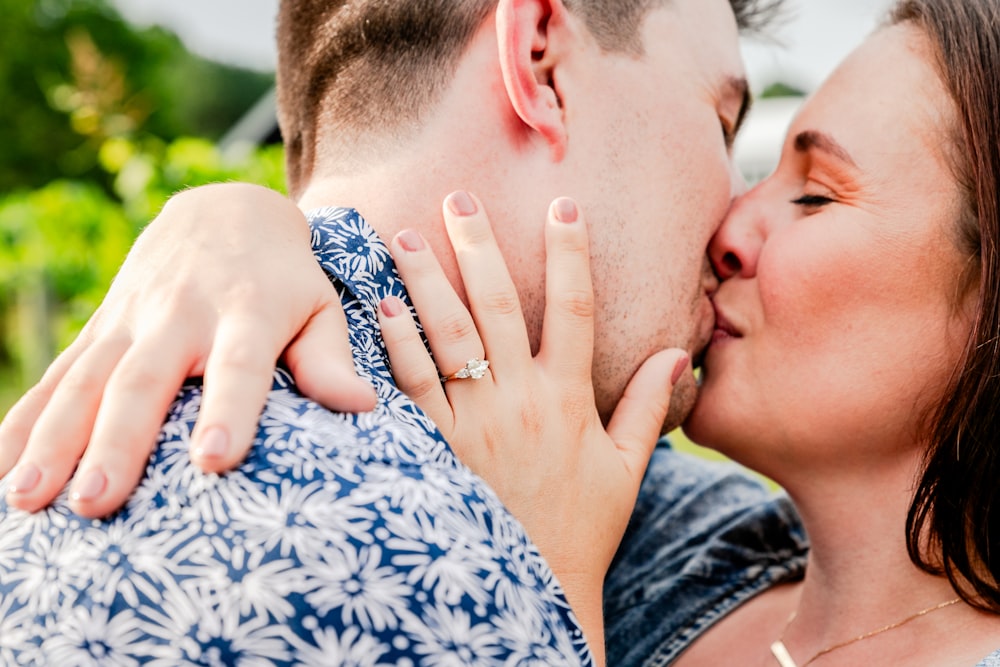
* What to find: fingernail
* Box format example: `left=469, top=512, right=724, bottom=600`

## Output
left=446, top=191, right=478, bottom=217
left=70, top=468, right=107, bottom=502
left=397, top=229, right=425, bottom=252
left=8, top=463, right=41, bottom=495
left=194, top=427, right=229, bottom=460
left=671, top=355, right=691, bottom=386
left=553, top=197, right=578, bottom=223
left=380, top=296, right=405, bottom=318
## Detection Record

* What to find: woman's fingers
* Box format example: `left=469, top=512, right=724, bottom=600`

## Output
left=186, top=313, right=285, bottom=473
left=379, top=192, right=664, bottom=629
left=0, top=334, right=89, bottom=478
left=440, top=192, right=533, bottom=374
left=378, top=297, right=453, bottom=431
left=68, top=330, right=200, bottom=517
left=5, top=334, right=132, bottom=512
left=539, top=197, right=595, bottom=381
left=192, top=292, right=377, bottom=474
left=389, top=227, right=486, bottom=383
left=606, top=349, right=690, bottom=481
left=1, top=184, right=380, bottom=515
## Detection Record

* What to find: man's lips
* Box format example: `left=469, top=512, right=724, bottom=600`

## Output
left=691, top=298, right=717, bottom=369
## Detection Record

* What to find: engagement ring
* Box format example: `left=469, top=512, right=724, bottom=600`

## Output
left=442, top=358, right=490, bottom=382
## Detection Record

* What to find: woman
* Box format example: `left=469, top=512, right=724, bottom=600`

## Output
left=369, top=0, right=1000, bottom=663
left=4, top=0, right=1000, bottom=665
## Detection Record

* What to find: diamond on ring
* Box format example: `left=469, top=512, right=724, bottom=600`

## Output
left=445, top=358, right=490, bottom=381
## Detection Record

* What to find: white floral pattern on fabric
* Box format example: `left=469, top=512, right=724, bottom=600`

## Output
left=0, top=207, right=591, bottom=666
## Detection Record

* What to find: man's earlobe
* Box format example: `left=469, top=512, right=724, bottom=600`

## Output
left=496, top=0, right=570, bottom=161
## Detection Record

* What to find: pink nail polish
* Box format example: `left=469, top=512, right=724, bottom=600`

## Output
left=8, top=463, right=41, bottom=495
left=397, top=229, right=426, bottom=252
left=71, top=468, right=107, bottom=502
left=671, top=356, right=691, bottom=386
left=380, top=297, right=405, bottom=318
left=194, top=427, right=229, bottom=460
left=446, top=191, right=478, bottom=216
left=553, top=197, right=579, bottom=223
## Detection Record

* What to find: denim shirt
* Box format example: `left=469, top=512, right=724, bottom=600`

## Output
left=0, top=207, right=591, bottom=666
left=605, top=442, right=1000, bottom=667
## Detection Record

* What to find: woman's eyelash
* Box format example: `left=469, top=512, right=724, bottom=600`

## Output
left=791, top=194, right=834, bottom=207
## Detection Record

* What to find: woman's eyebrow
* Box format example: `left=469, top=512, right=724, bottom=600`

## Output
left=794, top=130, right=859, bottom=168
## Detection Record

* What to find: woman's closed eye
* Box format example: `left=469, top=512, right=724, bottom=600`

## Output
left=791, top=193, right=835, bottom=210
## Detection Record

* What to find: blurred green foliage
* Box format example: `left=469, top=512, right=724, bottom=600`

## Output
left=760, top=81, right=806, bottom=98
left=0, top=0, right=274, bottom=192
left=0, top=138, right=287, bottom=413
left=0, top=0, right=286, bottom=413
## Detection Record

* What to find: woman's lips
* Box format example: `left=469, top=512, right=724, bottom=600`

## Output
left=711, top=306, right=743, bottom=344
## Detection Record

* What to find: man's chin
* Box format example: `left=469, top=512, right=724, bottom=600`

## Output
left=663, top=372, right=699, bottom=434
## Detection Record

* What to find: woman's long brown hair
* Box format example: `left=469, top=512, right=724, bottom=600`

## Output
left=894, top=0, right=1000, bottom=612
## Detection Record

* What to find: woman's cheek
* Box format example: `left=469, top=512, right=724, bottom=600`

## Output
left=758, top=237, right=866, bottom=349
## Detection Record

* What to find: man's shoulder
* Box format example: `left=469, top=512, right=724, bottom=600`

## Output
left=306, top=206, right=395, bottom=291
left=204, top=366, right=448, bottom=465
left=0, top=371, right=592, bottom=666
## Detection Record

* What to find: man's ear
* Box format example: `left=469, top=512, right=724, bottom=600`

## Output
left=496, top=0, right=571, bottom=161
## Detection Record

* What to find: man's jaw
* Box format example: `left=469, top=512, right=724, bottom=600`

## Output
left=690, top=297, right=719, bottom=371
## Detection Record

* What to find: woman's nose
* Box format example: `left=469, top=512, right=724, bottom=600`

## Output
left=709, top=189, right=766, bottom=281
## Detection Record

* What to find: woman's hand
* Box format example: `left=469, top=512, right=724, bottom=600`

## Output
left=377, top=191, right=690, bottom=662
left=0, top=183, right=376, bottom=518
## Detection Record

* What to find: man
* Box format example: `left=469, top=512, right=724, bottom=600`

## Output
left=0, top=0, right=781, bottom=664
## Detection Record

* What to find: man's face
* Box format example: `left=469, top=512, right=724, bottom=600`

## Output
left=560, top=0, right=748, bottom=425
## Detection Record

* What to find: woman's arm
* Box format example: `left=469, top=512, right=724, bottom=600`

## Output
left=0, top=183, right=375, bottom=518
left=377, top=192, right=691, bottom=663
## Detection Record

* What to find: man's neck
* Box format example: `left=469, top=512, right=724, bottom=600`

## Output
left=298, top=152, right=468, bottom=256
left=295, top=127, right=557, bottom=351
left=298, top=153, right=508, bottom=297
left=292, top=9, right=569, bottom=366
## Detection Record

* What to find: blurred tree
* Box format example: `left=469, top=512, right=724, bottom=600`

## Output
left=0, top=0, right=273, bottom=192
left=0, top=138, right=286, bottom=411
left=0, top=0, right=284, bottom=412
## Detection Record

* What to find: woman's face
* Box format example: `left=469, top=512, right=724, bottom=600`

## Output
left=684, top=24, right=976, bottom=481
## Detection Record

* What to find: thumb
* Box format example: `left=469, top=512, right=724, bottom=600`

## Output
left=606, top=349, right=690, bottom=481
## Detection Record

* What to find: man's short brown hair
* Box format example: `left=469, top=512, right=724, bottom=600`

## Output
left=276, top=0, right=781, bottom=196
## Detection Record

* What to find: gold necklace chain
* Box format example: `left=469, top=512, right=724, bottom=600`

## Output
left=769, top=597, right=961, bottom=667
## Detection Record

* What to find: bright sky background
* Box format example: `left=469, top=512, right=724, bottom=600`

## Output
left=109, top=0, right=894, bottom=92
left=741, top=0, right=894, bottom=92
